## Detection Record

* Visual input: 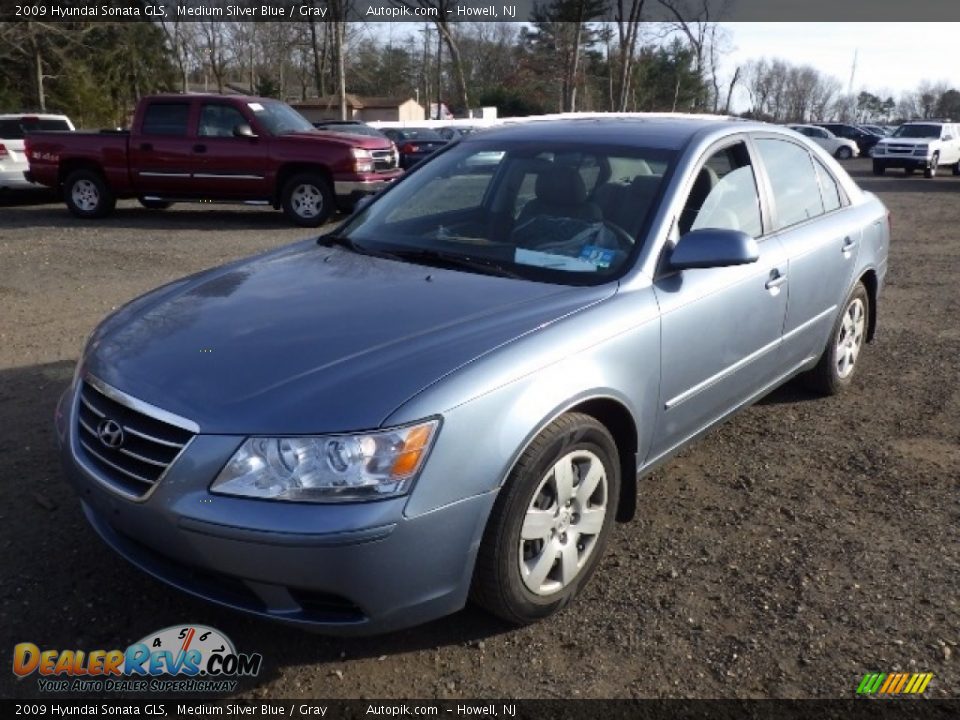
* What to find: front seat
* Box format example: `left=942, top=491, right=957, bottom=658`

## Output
left=517, top=166, right=602, bottom=225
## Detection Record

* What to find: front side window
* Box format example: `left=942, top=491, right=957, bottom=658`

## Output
left=142, top=103, right=190, bottom=136
left=336, top=141, right=677, bottom=285
left=680, top=142, right=762, bottom=238
left=199, top=104, right=248, bottom=137
left=755, top=138, right=824, bottom=230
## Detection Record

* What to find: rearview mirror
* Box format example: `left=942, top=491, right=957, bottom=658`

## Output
left=233, top=123, right=257, bottom=139
left=669, top=228, right=760, bottom=271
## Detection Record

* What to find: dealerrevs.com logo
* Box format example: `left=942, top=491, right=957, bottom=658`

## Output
left=13, top=625, right=263, bottom=693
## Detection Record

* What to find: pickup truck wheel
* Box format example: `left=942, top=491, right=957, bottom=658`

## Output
left=470, top=413, right=620, bottom=625
left=281, top=173, right=334, bottom=227
left=64, top=170, right=115, bottom=219
left=835, top=146, right=853, bottom=160
left=924, top=154, right=938, bottom=178
left=138, top=198, right=172, bottom=210
left=803, top=282, right=869, bottom=396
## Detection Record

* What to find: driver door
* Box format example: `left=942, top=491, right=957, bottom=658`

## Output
left=191, top=102, right=268, bottom=199
left=649, top=139, right=789, bottom=459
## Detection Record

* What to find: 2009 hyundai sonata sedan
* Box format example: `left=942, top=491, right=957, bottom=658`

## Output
left=56, top=117, right=889, bottom=634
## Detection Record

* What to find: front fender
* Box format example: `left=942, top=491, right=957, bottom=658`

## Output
left=387, top=287, right=662, bottom=519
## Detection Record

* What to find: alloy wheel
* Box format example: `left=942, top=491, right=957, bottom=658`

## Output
left=836, top=298, right=866, bottom=379
left=72, top=180, right=100, bottom=212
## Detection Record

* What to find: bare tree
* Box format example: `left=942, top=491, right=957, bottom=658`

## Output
left=612, top=0, right=645, bottom=111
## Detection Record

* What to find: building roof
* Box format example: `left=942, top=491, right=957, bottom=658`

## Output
left=292, top=95, right=420, bottom=109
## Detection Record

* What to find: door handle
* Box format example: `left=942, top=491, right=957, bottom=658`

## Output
left=139, top=143, right=153, bottom=152
left=193, top=144, right=207, bottom=154
left=842, top=236, right=857, bottom=253
left=765, top=271, right=787, bottom=291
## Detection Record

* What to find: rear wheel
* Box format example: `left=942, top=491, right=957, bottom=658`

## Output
left=281, top=173, right=334, bottom=227
left=138, top=198, right=172, bottom=210
left=924, top=154, right=939, bottom=178
left=471, top=413, right=620, bottom=625
left=63, top=169, right=115, bottom=219
left=803, top=283, right=869, bottom=396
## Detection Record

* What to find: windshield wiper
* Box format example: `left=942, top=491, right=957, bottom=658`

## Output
left=387, top=248, right=524, bottom=279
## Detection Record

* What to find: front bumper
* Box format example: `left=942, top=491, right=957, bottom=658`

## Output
left=56, top=383, right=496, bottom=635
left=872, top=155, right=934, bottom=170
left=333, top=173, right=401, bottom=202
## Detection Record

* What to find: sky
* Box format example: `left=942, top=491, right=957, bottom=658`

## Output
left=722, top=22, right=960, bottom=111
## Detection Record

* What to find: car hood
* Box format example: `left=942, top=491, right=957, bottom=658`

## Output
left=289, top=130, right=392, bottom=152
left=877, top=137, right=934, bottom=146
left=86, top=241, right=614, bottom=434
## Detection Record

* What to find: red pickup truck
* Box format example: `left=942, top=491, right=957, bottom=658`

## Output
left=25, top=94, right=402, bottom=226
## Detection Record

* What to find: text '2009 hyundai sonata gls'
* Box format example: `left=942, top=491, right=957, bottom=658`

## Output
left=56, top=117, right=889, bottom=634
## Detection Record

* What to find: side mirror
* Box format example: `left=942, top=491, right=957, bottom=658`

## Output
left=669, top=228, right=760, bottom=271
left=233, top=123, right=257, bottom=139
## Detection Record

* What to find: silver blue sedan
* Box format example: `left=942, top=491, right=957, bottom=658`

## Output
left=56, top=117, right=889, bottom=634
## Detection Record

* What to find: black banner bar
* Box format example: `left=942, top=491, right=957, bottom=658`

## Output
left=3, top=700, right=960, bottom=719
left=2, top=0, right=960, bottom=23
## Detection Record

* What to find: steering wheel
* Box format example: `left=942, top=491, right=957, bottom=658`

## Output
left=601, top=220, right=635, bottom=253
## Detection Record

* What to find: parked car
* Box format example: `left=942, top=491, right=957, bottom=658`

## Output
left=438, top=126, right=477, bottom=141
left=381, top=127, right=449, bottom=169
left=25, top=95, right=402, bottom=225
left=56, top=117, right=888, bottom=635
left=813, top=122, right=882, bottom=157
left=312, top=119, right=389, bottom=140
left=788, top=124, right=859, bottom=159
left=0, top=113, right=74, bottom=191
left=871, top=121, right=960, bottom=177
left=859, top=124, right=889, bottom=137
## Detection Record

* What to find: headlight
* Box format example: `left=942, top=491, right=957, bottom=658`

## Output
left=211, top=419, right=439, bottom=502
left=873, top=144, right=885, bottom=155
left=352, top=147, right=374, bottom=173
left=914, top=145, right=929, bottom=156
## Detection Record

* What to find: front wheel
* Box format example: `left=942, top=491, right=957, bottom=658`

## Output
left=471, top=413, right=620, bottom=625
left=872, top=162, right=885, bottom=176
left=924, top=154, right=939, bottom=178
left=803, top=283, right=870, bottom=396
left=281, top=173, right=334, bottom=227
left=835, top=146, right=853, bottom=160
left=63, top=169, right=115, bottom=219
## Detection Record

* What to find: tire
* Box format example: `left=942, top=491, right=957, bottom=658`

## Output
left=280, top=173, right=334, bottom=227
left=953, top=160, right=960, bottom=176
left=138, top=198, right=172, bottom=210
left=903, top=167, right=914, bottom=176
left=924, top=154, right=939, bottom=178
left=470, top=412, right=621, bottom=625
left=835, top=146, right=853, bottom=160
left=802, top=283, right=870, bottom=396
left=872, top=162, right=885, bottom=176
left=63, top=169, right=115, bottom=219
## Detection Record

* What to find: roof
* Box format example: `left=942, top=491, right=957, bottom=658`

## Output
left=465, top=115, right=755, bottom=151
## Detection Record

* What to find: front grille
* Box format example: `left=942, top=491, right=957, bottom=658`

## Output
left=371, top=149, right=397, bottom=172
left=76, top=380, right=194, bottom=498
left=885, top=144, right=916, bottom=154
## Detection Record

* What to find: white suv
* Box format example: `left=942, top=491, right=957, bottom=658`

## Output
left=872, top=121, right=960, bottom=178
left=0, top=113, right=74, bottom=191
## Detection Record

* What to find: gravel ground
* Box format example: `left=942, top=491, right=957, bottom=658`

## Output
left=1, top=160, right=958, bottom=700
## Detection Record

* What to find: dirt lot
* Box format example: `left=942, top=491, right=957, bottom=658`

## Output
left=2, top=161, right=958, bottom=700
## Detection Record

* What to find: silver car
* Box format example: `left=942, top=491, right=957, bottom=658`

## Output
left=56, top=117, right=889, bottom=634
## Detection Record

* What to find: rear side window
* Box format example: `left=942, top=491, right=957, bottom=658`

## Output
left=814, top=160, right=842, bottom=213
left=755, top=138, right=824, bottom=230
left=142, top=103, right=190, bottom=136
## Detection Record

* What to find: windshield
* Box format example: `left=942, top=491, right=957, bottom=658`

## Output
left=891, top=124, right=940, bottom=139
left=397, top=128, right=445, bottom=142
left=248, top=101, right=314, bottom=136
left=335, top=140, right=676, bottom=285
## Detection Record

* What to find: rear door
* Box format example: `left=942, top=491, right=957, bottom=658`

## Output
left=752, top=136, right=861, bottom=369
left=192, top=101, right=269, bottom=199
left=128, top=100, right=197, bottom=195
